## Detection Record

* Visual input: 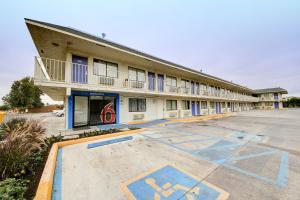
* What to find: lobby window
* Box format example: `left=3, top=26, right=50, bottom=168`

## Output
left=210, top=102, right=216, bottom=109
left=167, top=100, right=177, bottom=111
left=182, top=100, right=190, bottom=110
left=128, top=67, right=145, bottom=82
left=93, top=59, right=118, bottom=78
left=166, top=76, right=177, bottom=87
left=129, top=98, right=146, bottom=112
left=201, top=101, right=207, bottom=109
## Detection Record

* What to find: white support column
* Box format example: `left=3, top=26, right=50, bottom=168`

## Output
left=65, top=52, right=72, bottom=83
left=87, top=56, right=93, bottom=84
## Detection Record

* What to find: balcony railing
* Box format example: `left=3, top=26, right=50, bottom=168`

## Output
left=34, top=56, right=258, bottom=102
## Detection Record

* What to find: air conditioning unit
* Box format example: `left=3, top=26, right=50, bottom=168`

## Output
left=131, top=81, right=144, bottom=89
left=168, top=112, right=177, bottom=118
left=133, top=114, right=144, bottom=120
left=99, top=76, right=114, bottom=85
left=183, top=111, right=190, bottom=117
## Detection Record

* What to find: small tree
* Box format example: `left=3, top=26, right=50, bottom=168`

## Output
left=287, top=97, right=300, bottom=107
left=2, top=77, right=43, bottom=110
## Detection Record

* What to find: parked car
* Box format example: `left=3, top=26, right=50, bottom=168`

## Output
left=52, top=109, right=64, bottom=117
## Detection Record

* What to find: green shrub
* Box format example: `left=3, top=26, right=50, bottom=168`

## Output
left=79, top=128, right=121, bottom=138
left=0, top=178, right=29, bottom=200
left=0, top=104, right=10, bottom=111
left=44, top=134, right=64, bottom=147
left=0, top=118, right=28, bottom=140
left=0, top=118, right=45, bottom=179
left=128, top=126, right=140, bottom=130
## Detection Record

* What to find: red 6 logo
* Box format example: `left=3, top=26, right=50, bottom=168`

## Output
left=100, top=102, right=116, bottom=124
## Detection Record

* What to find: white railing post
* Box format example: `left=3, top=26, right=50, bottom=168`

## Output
left=36, top=57, right=50, bottom=80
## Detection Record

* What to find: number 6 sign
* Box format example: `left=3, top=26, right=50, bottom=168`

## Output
left=100, top=102, right=116, bottom=124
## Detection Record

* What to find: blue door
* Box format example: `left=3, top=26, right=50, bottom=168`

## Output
left=191, top=101, right=196, bottom=116
left=158, top=74, right=164, bottom=92
left=148, top=72, right=155, bottom=91
left=72, top=55, right=88, bottom=83
left=196, top=101, right=200, bottom=115
left=274, top=102, right=279, bottom=109
left=274, top=93, right=279, bottom=101
left=216, top=102, right=221, bottom=113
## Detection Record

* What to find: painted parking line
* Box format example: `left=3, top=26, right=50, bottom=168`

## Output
left=122, top=165, right=229, bottom=200
left=52, top=148, right=62, bottom=200
left=172, top=138, right=217, bottom=145
left=217, top=150, right=277, bottom=164
left=276, top=152, right=289, bottom=187
left=87, top=136, right=133, bottom=149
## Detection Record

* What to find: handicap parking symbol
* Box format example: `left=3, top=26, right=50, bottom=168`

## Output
left=123, top=165, right=229, bottom=200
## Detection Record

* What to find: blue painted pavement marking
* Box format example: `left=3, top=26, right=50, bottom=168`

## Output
left=276, top=152, right=289, bottom=187
left=222, top=163, right=276, bottom=186
left=127, top=165, right=221, bottom=200
left=216, top=150, right=277, bottom=164
left=172, top=137, right=217, bottom=145
left=142, top=134, right=195, bottom=154
left=52, top=148, right=62, bottom=200
left=87, top=136, right=133, bottom=149
left=146, top=130, right=288, bottom=187
left=142, top=128, right=289, bottom=187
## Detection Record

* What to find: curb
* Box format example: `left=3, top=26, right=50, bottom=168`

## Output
left=165, top=113, right=233, bottom=124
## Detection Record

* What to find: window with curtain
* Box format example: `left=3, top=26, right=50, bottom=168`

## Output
left=129, top=98, right=146, bottom=112
left=167, top=100, right=177, bottom=110
left=201, top=101, right=207, bottom=109
left=166, top=76, right=177, bottom=87
left=128, top=67, right=145, bottom=82
left=181, top=79, right=190, bottom=88
left=93, top=59, right=118, bottom=78
left=182, top=100, right=190, bottom=110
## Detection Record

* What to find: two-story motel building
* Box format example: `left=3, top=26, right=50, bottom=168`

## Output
left=25, top=19, right=287, bottom=129
left=253, top=88, right=288, bottom=109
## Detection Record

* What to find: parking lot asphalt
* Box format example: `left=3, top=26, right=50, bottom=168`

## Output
left=53, top=109, right=300, bottom=200
left=5, top=112, right=65, bottom=136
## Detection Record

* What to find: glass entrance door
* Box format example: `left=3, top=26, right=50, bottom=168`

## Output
left=74, top=96, right=89, bottom=127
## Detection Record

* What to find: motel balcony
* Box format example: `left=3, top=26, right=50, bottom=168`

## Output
left=258, top=96, right=281, bottom=102
left=34, top=57, right=259, bottom=102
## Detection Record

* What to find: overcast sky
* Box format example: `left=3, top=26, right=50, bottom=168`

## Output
left=0, top=0, right=299, bottom=104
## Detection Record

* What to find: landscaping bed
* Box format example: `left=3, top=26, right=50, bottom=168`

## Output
left=0, top=118, right=130, bottom=199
